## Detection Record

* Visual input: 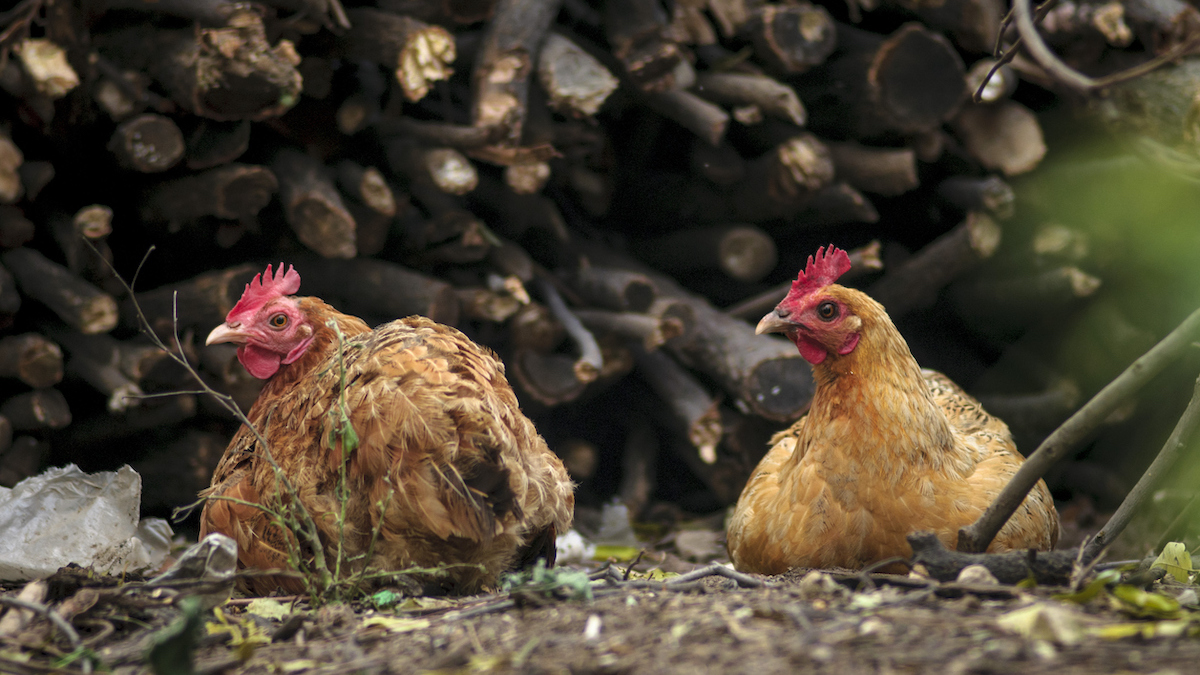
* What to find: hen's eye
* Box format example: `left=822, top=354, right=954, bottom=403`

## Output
left=816, top=301, right=838, bottom=321
left=269, top=313, right=289, bottom=329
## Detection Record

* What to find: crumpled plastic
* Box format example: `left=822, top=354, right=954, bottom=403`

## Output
left=0, top=464, right=174, bottom=581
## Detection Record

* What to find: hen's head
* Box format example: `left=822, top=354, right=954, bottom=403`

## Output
left=756, top=246, right=864, bottom=365
left=205, top=264, right=315, bottom=379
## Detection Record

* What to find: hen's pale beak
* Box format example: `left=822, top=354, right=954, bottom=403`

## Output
left=206, top=323, right=246, bottom=346
left=755, top=309, right=792, bottom=336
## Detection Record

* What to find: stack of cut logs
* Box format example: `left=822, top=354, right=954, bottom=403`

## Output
left=0, top=0, right=1192, bottom=520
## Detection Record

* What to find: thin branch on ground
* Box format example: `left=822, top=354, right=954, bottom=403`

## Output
left=0, top=597, right=86, bottom=672
left=958, top=305, right=1200, bottom=553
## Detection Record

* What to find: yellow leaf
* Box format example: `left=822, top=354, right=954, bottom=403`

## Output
left=1152, top=542, right=1195, bottom=583
left=1110, top=585, right=1182, bottom=618
left=1090, top=623, right=1146, bottom=640
left=361, top=616, right=431, bottom=633
left=246, top=598, right=291, bottom=621
left=278, top=659, right=319, bottom=672
left=592, top=545, right=640, bottom=562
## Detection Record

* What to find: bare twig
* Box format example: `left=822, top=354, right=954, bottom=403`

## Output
left=958, top=306, right=1200, bottom=552
left=1082, top=373, right=1200, bottom=561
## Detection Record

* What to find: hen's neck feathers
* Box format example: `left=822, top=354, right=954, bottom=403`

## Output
left=799, top=286, right=956, bottom=473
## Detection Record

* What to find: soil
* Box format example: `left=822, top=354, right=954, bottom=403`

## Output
left=4, top=552, right=1200, bottom=675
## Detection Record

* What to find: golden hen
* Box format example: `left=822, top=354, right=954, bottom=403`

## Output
left=200, top=264, right=574, bottom=594
left=726, top=246, right=1058, bottom=574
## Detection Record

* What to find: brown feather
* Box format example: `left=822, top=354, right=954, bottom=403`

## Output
left=727, top=286, right=1058, bottom=574
left=200, top=299, right=574, bottom=594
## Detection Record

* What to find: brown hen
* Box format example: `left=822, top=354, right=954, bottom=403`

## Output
left=726, top=246, right=1058, bottom=574
left=200, top=264, right=574, bottom=594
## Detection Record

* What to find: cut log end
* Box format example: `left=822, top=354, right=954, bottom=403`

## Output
left=398, top=25, right=456, bottom=101
left=744, top=353, right=813, bottom=421
left=871, top=24, right=967, bottom=133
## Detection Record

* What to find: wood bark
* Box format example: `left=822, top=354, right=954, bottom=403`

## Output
left=2, top=248, right=119, bottom=334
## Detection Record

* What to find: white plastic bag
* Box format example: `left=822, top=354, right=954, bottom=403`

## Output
left=0, top=464, right=173, bottom=580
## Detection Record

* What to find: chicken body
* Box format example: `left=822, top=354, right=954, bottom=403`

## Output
left=200, top=272, right=573, bottom=595
left=727, top=251, right=1057, bottom=574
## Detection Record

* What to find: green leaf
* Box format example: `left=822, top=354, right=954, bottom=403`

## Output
left=370, top=590, right=402, bottom=610
left=1152, top=541, right=1195, bottom=583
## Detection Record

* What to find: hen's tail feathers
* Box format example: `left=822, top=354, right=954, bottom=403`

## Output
left=513, top=524, right=558, bottom=570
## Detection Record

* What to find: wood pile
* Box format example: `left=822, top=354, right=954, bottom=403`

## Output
left=0, top=0, right=1194, bottom=525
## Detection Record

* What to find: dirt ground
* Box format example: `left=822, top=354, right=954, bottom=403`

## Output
left=4, top=549, right=1200, bottom=675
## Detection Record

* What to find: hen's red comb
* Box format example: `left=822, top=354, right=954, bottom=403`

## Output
left=226, top=264, right=301, bottom=323
left=789, top=245, right=852, bottom=297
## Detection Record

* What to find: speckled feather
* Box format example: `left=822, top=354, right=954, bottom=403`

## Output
left=727, top=286, right=1058, bottom=574
left=200, top=298, right=574, bottom=594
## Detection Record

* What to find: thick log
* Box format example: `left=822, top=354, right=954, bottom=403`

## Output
left=884, top=0, right=1003, bottom=54
left=570, top=267, right=656, bottom=313
left=508, top=301, right=564, bottom=353
left=272, top=149, right=357, bottom=259
left=108, top=114, right=185, bottom=173
left=0, top=436, right=45, bottom=488
left=378, top=0, right=498, bottom=24
left=693, top=72, right=806, bottom=126
left=143, top=164, right=278, bottom=227
left=936, top=175, right=1015, bottom=219
left=619, top=420, right=658, bottom=519
left=952, top=101, right=1046, bottom=176
left=643, top=89, right=730, bottom=147
left=457, top=287, right=523, bottom=322
left=639, top=225, right=778, bottom=283
left=13, top=38, right=79, bottom=100
left=826, top=142, right=919, bottom=196
left=126, top=263, right=258, bottom=338
left=185, top=120, right=252, bottom=170
left=790, top=182, right=880, bottom=227
left=374, top=117, right=507, bottom=150
left=82, top=0, right=255, bottom=26
left=339, top=8, right=454, bottom=103
left=742, top=3, right=837, bottom=75
left=0, top=207, right=34, bottom=249
left=472, top=0, right=563, bottom=148
left=605, top=0, right=687, bottom=93
left=868, top=212, right=1002, bottom=318
left=574, top=309, right=683, bottom=351
left=296, top=257, right=460, bottom=326
left=690, top=141, right=745, bottom=186
left=950, top=266, right=1102, bottom=335
left=97, top=10, right=302, bottom=121
left=636, top=349, right=723, bottom=463
left=725, top=134, right=835, bottom=222
left=2, top=248, right=119, bottom=334
left=798, top=22, right=966, bottom=139
left=512, top=349, right=587, bottom=406
left=55, top=395, right=196, bottom=453
left=0, top=334, right=63, bottom=389
left=908, top=532, right=1074, bottom=585
left=538, top=32, right=620, bottom=118
left=1, top=389, right=71, bottom=431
